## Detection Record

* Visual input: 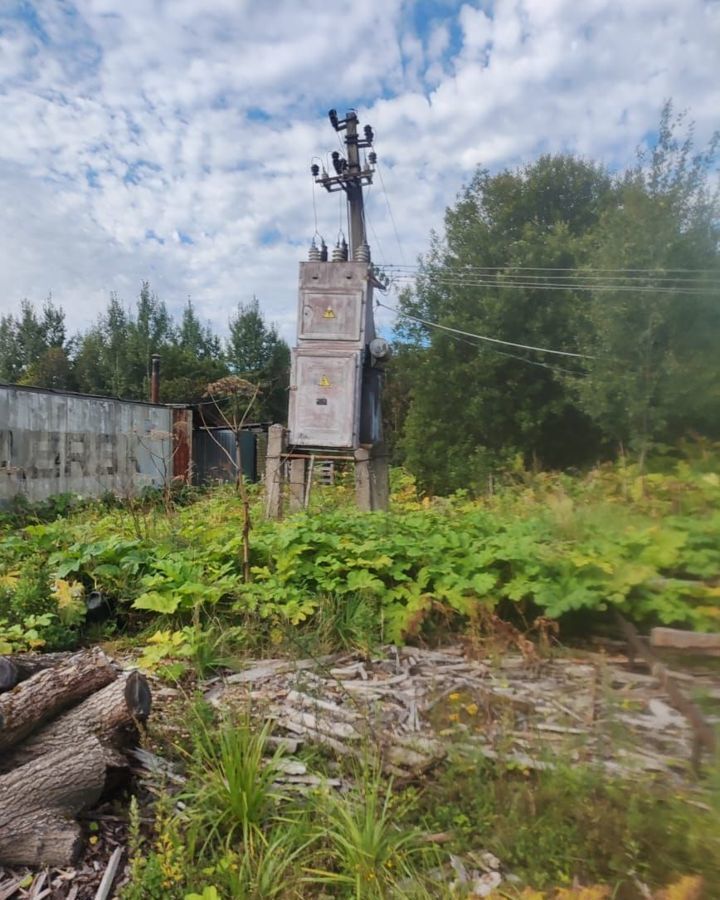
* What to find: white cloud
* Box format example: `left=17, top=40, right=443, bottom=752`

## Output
left=0, top=0, right=717, bottom=345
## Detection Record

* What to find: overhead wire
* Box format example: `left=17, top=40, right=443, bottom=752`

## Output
left=384, top=265, right=720, bottom=292
left=310, top=159, right=320, bottom=238
left=384, top=263, right=720, bottom=277
left=375, top=159, right=406, bottom=265
left=386, top=272, right=719, bottom=296
left=377, top=298, right=588, bottom=375
left=443, top=330, right=589, bottom=378
left=361, top=181, right=387, bottom=267
left=375, top=300, right=594, bottom=359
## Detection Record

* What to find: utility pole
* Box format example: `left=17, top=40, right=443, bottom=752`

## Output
left=267, top=108, right=389, bottom=518
left=313, top=109, right=376, bottom=259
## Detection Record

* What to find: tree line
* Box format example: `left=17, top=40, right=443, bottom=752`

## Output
left=387, top=104, right=720, bottom=492
left=0, top=288, right=290, bottom=423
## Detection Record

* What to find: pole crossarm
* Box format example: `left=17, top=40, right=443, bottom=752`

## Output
left=316, top=170, right=375, bottom=192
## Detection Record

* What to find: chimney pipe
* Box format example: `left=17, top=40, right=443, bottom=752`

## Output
left=150, top=354, right=161, bottom=404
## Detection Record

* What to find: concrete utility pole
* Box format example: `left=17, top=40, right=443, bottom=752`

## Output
left=266, top=108, right=389, bottom=519
left=314, top=109, right=376, bottom=259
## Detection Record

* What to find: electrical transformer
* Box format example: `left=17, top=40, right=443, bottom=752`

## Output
left=288, top=260, right=376, bottom=449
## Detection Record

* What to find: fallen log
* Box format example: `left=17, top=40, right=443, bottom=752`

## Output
left=650, top=627, right=720, bottom=655
left=0, top=648, right=116, bottom=752
left=0, top=670, right=151, bottom=773
left=0, top=651, right=75, bottom=693
left=0, top=737, right=107, bottom=866
left=0, top=658, right=17, bottom=694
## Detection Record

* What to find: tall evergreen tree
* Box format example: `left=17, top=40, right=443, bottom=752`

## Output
left=73, top=295, right=132, bottom=397
left=0, top=298, right=73, bottom=388
left=160, top=300, right=228, bottom=401
left=227, top=297, right=290, bottom=423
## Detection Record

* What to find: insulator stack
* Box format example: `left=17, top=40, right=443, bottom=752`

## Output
left=355, top=242, right=371, bottom=263
left=308, top=240, right=322, bottom=262
left=332, top=239, right=348, bottom=262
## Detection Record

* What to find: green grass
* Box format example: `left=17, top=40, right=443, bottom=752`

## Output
left=403, top=752, right=720, bottom=897
left=304, top=762, right=429, bottom=899
left=121, top=694, right=720, bottom=899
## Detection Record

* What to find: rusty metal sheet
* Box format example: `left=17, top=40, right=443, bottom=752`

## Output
left=172, top=408, right=192, bottom=482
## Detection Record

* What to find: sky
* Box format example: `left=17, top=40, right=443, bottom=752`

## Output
left=0, top=0, right=718, bottom=344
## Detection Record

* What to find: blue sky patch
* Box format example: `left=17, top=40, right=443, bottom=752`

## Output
left=8, top=0, right=49, bottom=44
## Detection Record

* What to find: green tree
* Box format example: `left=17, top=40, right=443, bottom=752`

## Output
left=73, top=295, right=132, bottom=396
left=227, top=297, right=290, bottom=423
left=576, top=105, right=720, bottom=462
left=0, top=298, right=73, bottom=388
left=74, top=284, right=181, bottom=400
left=125, top=282, right=177, bottom=398
left=160, top=300, right=228, bottom=402
left=19, top=347, right=77, bottom=390
left=398, top=155, right=613, bottom=493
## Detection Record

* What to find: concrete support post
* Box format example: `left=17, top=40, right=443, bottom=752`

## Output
left=264, top=424, right=286, bottom=520
left=354, top=447, right=372, bottom=512
left=370, top=442, right=389, bottom=511
left=288, top=458, right=306, bottom=513
left=354, top=444, right=390, bottom=512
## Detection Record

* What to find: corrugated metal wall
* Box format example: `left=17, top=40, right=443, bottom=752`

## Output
left=194, top=429, right=257, bottom=484
left=0, top=384, right=175, bottom=504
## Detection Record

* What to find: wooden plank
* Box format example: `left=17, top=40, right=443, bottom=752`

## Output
left=650, top=627, right=720, bottom=653
left=616, top=615, right=717, bottom=768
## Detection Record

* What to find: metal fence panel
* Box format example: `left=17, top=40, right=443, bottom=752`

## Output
left=193, top=429, right=257, bottom=484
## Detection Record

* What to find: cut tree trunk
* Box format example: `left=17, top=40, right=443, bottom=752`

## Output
left=0, top=670, right=152, bottom=774
left=0, top=657, right=17, bottom=693
left=0, top=737, right=107, bottom=866
left=0, top=648, right=116, bottom=752
left=0, top=652, right=74, bottom=693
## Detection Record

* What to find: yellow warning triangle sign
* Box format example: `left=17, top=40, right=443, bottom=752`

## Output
left=322, top=307, right=336, bottom=318
left=319, top=375, right=331, bottom=387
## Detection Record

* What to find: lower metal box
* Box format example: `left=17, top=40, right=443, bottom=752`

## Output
left=288, top=349, right=362, bottom=449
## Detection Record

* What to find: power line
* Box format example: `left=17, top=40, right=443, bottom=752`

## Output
left=376, top=300, right=594, bottom=359
left=388, top=272, right=719, bottom=296
left=388, top=272, right=720, bottom=290
left=361, top=182, right=387, bottom=267
left=375, top=160, right=406, bottom=265
left=385, top=265, right=720, bottom=290
left=448, top=331, right=589, bottom=378
left=385, top=263, right=720, bottom=277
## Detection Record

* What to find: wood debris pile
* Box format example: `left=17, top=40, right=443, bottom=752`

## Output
left=204, top=644, right=720, bottom=781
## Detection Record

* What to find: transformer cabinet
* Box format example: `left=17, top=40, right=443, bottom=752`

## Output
left=288, top=260, right=377, bottom=450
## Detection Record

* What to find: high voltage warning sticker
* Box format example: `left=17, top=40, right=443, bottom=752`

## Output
left=318, top=375, right=332, bottom=387
left=323, top=307, right=336, bottom=318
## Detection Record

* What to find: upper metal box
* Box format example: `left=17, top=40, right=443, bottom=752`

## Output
left=297, top=261, right=374, bottom=348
